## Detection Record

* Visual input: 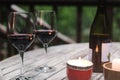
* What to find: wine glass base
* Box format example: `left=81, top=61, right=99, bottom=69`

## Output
left=10, top=76, right=29, bottom=80
left=16, top=76, right=28, bottom=80
left=35, top=66, right=55, bottom=73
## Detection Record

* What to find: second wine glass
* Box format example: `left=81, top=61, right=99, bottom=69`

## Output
left=34, top=10, right=57, bottom=73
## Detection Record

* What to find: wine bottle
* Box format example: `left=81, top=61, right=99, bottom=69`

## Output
left=89, top=0, right=112, bottom=73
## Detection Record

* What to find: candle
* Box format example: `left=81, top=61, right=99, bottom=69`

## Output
left=67, top=58, right=93, bottom=67
left=67, top=57, right=93, bottom=80
left=112, top=58, right=120, bottom=71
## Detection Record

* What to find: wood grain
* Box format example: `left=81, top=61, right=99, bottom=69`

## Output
left=0, top=42, right=120, bottom=80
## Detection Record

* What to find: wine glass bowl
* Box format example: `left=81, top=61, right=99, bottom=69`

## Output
left=34, top=10, right=57, bottom=73
left=7, top=12, right=35, bottom=80
left=8, top=34, right=34, bottom=52
left=34, top=30, right=56, bottom=44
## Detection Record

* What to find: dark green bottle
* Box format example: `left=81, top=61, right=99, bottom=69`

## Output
left=89, top=0, right=111, bottom=73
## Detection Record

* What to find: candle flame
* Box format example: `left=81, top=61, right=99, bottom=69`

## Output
left=96, top=45, right=99, bottom=53
left=78, top=57, right=82, bottom=60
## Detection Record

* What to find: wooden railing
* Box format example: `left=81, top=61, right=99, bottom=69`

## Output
left=11, top=5, right=75, bottom=44
left=0, top=4, right=76, bottom=59
left=0, top=0, right=117, bottom=59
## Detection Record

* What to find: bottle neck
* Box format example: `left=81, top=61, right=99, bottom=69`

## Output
left=92, top=3, right=109, bottom=35
left=97, top=3, right=106, bottom=15
left=98, top=0, right=106, bottom=6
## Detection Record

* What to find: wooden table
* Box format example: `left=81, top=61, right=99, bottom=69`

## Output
left=1, top=42, right=120, bottom=80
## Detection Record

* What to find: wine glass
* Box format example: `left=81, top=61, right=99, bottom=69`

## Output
left=34, top=10, right=57, bottom=73
left=7, top=12, right=35, bottom=80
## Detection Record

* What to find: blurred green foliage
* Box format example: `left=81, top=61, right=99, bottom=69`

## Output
left=82, top=7, right=96, bottom=42
left=113, top=8, right=120, bottom=41
left=58, top=6, right=77, bottom=40
left=5, top=5, right=120, bottom=42
left=1, top=5, right=120, bottom=59
left=20, top=6, right=96, bottom=42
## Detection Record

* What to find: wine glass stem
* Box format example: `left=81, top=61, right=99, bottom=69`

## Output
left=43, top=43, right=48, bottom=54
left=19, top=51, right=24, bottom=76
left=43, top=43, right=48, bottom=67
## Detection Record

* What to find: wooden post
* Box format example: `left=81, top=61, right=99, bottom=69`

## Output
left=6, top=4, right=18, bottom=57
left=28, top=5, right=35, bottom=50
left=76, top=6, right=82, bottom=43
left=53, top=5, right=58, bottom=17
left=6, top=4, right=13, bottom=57
left=29, top=4, right=35, bottom=13
left=107, top=7, right=113, bottom=39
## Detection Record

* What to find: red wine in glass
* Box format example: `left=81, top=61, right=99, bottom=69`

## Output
left=34, top=30, right=56, bottom=44
left=8, top=34, right=34, bottom=51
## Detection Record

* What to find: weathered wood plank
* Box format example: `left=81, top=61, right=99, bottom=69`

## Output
left=1, top=42, right=120, bottom=80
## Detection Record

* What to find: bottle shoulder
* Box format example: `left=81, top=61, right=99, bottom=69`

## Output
left=90, top=6, right=109, bottom=35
